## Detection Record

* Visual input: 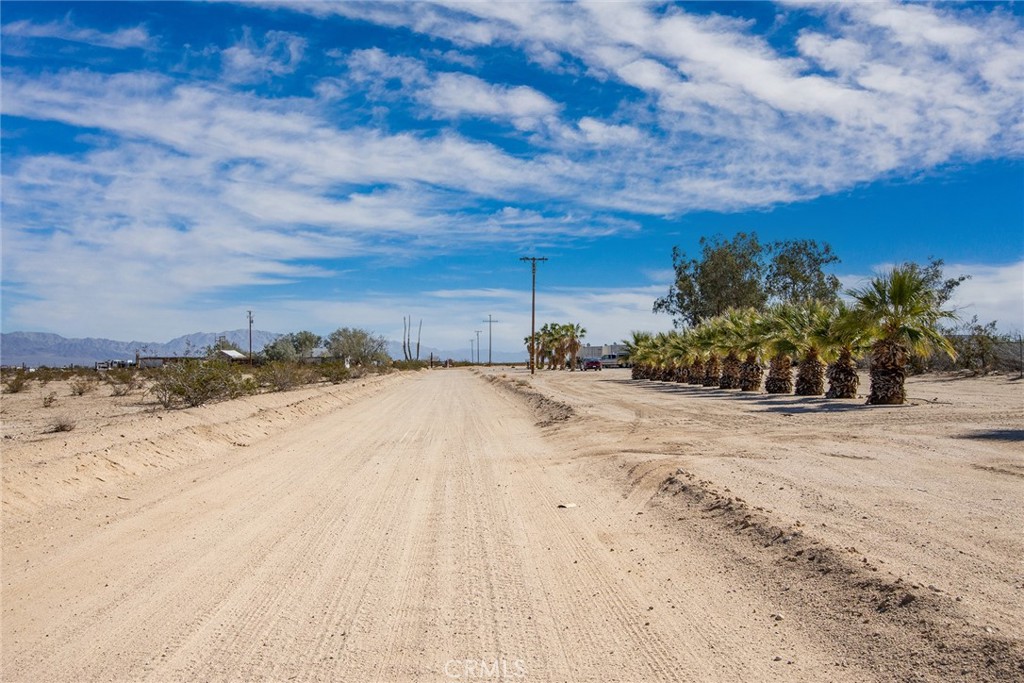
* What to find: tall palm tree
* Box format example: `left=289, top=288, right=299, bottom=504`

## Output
left=850, top=265, right=957, bottom=405
left=523, top=332, right=539, bottom=369
left=539, top=323, right=562, bottom=369
left=564, top=323, right=586, bottom=371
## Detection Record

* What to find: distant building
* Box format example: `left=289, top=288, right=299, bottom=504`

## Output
left=578, top=343, right=629, bottom=359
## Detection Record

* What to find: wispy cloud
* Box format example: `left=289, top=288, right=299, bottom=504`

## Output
left=221, top=28, right=307, bottom=83
left=1, top=16, right=154, bottom=50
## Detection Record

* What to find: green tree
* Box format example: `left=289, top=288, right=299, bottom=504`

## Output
left=850, top=264, right=958, bottom=405
left=292, top=331, right=323, bottom=357
left=564, top=323, right=587, bottom=371
left=263, top=336, right=299, bottom=362
left=763, top=303, right=799, bottom=394
left=654, top=232, right=841, bottom=328
left=654, top=233, right=766, bottom=328
left=623, top=331, right=655, bottom=380
left=823, top=302, right=871, bottom=399
left=765, top=239, right=841, bottom=304
left=326, top=327, right=389, bottom=367
left=948, top=317, right=1003, bottom=374
left=264, top=331, right=324, bottom=362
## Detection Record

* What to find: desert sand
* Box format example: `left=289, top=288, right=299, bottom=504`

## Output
left=2, top=367, right=1022, bottom=681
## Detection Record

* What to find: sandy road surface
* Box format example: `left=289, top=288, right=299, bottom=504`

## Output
left=3, top=369, right=1022, bottom=681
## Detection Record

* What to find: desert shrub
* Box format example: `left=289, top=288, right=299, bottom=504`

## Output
left=48, top=414, right=76, bottom=432
left=69, top=377, right=99, bottom=396
left=42, top=391, right=58, bottom=408
left=149, top=359, right=255, bottom=408
left=319, top=361, right=352, bottom=384
left=391, top=360, right=428, bottom=371
left=2, top=370, right=30, bottom=393
left=105, top=368, right=143, bottom=396
left=257, top=361, right=319, bottom=392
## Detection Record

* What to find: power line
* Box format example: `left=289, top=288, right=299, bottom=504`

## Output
left=247, top=310, right=254, bottom=365
left=519, top=256, right=547, bottom=375
left=482, top=314, right=500, bottom=366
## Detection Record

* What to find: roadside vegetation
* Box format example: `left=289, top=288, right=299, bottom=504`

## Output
left=631, top=256, right=1016, bottom=405
left=0, top=326, right=426, bottom=412
left=524, top=322, right=586, bottom=370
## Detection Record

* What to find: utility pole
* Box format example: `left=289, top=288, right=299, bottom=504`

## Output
left=519, top=256, right=547, bottom=375
left=469, top=338, right=475, bottom=364
left=482, top=314, right=500, bottom=366
left=247, top=310, right=254, bottom=365
left=474, top=330, right=482, bottom=364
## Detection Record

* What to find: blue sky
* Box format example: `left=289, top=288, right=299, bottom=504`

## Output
left=2, top=1, right=1022, bottom=355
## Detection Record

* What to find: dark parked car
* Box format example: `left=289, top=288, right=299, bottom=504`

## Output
left=581, top=358, right=602, bottom=371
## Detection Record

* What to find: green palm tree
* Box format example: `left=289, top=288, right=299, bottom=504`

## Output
left=793, top=301, right=835, bottom=397
left=823, top=302, right=870, bottom=399
left=850, top=265, right=957, bottom=405
left=715, top=309, right=750, bottom=390
left=736, top=309, right=768, bottom=392
left=764, top=304, right=798, bottom=394
left=523, top=332, right=539, bottom=369
left=564, top=323, right=587, bottom=371
left=624, top=331, right=655, bottom=380
left=667, top=329, right=696, bottom=383
left=692, top=319, right=722, bottom=387
left=649, top=331, right=673, bottom=381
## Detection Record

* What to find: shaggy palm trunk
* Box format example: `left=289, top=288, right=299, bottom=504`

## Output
left=719, top=351, right=741, bottom=389
left=689, top=357, right=705, bottom=385
left=825, top=348, right=859, bottom=399
left=867, top=341, right=908, bottom=405
left=702, top=353, right=721, bottom=387
left=739, top=353, right=763, bottom=392
left=631, top=364, right=642, bottom=380
left=671, top=364, right=685, bottom=382
left=675, top=363, right=687, bottom=383
left=795, top=350, right=826, bottom=396
left=765, top=353, right=793, bottom=394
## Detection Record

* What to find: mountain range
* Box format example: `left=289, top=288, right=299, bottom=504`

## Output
left=0, top=331, right=526, bottom=367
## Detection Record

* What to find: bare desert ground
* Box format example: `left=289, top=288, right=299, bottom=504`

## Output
left=2, top=367, right=1022, bottom=682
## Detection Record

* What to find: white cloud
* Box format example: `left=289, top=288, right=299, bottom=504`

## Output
left=1, top=16, right=153, bottom=49
left=221, top=29, right=307, bottom=83
left=324, top=0, right=1024, bottom=197
left=425, top=72, right=560, bottom=130
left=947, top=261, right=1024, bottom=333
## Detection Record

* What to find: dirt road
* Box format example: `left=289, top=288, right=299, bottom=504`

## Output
left=3, top=369, right=1022, bottom=681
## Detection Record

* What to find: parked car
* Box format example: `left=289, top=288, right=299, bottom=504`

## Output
left=581, top=358, right=602, bottom=371
left=600, top=353, right=630, bottom=368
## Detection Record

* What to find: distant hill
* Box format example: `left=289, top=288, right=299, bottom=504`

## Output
left=0, top=330, right=281, bottom=367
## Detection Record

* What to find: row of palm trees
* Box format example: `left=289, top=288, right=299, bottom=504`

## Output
left=623, top=265, right=957, bottom=405
left=524, top=322, right=587, bottom=371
